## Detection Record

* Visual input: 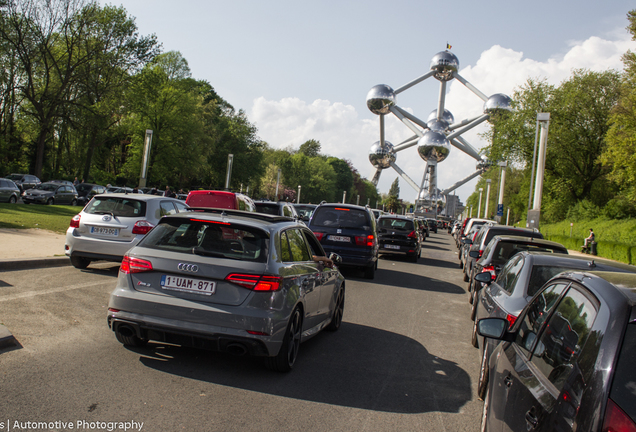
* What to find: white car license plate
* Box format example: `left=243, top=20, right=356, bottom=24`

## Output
left=328, top=235, right=350, bottom=242
left=384, top=244, right=400, bottom=250
left=160, top=275, right=216, bottom=295
left=90, top=226, right=119, bottom=236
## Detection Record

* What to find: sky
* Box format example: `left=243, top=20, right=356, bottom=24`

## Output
left=104, top=0, right=636, bottom=205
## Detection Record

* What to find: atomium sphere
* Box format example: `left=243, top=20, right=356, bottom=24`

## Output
left=484, top=93, right=513, bottom=114
left=419, top=190, right=446, bottom=203
left=417, top=130, right=451, bottom=163
left=430, top=51, right=459, bottom=82
left=368, top=141, right=396, bottom=169
left=366, top=84, right=396, bottom=115
left=426, top=109, right=455, bottom=131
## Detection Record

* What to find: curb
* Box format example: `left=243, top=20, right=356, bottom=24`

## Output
left=0, top=256, right=71, bottom=272
left=0, top=324, right=17, bottom=350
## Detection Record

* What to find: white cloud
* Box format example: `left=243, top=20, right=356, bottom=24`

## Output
left=250, top=32, right=635, bottom=207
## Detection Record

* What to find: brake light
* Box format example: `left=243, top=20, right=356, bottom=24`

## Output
left=355, top=234, right=375, bottom=247
left=472, top=231, right=479, bottom=241
left=506, top=314, right=517, bottom=329
left=120, top=255, right=153, bottom=274
left=225, top=274, right=282, bottom=291
left=602, top=398, right=636, bottom=432
left=132, top=220, right=154, bottom=235
left=70, top=214, right=81, bottom=228
left=313, top=232, right=325, bottom=241
left=483, top=265, right=497, bottom=280
left=407, top=231, right=417, bottom=238
left=478, top=249, right=484, bottom=258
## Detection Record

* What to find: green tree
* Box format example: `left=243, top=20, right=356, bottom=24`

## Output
left=298, top=139, right=321, bottom=158
left=388, top=177, right=400, bottom=198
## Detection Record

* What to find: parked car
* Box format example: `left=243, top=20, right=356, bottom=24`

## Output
left=459, top=223, right=493, bottom=270
left=255, top=200, right=298, bottom=218
left=426, top=218, right=438, bottom=233
left=65, top=194, right=189, bottom=269
left=477, top=271, right=636, bottom=431
left=377, top=215, right=423, bottom=262
left=106, top=209, right=345, bottom=372
left=22, top=182, right=78, bottom=205
left=6, top=173, right=41, bottom=193
left=75, top=183, right=107, bottom=207
left=0, top=178, right=20, bottom=203
left=462, top=225, right=543, bottom=283
left=48, top=179, right=74, bottom=186
left=468, top=235, right=569, bottom=303
left=106, top=186, right=143, bottom=194
left=371, top=209, right=386, bottom=220
left=414, top=218, right=429, bottom=240
left=185, top=190, right=255, bottom=211
left=294, top=203, right=317, bottom=222
left=472, top=251, right=636, bottom=401
left=308, top=203, right=378, bottom=279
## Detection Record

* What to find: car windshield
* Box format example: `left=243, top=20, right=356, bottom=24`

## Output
left=36, top=183, right=58, bottom=192
left=6, top=174, right=23, bottom=181
left=311, top=207, right=370, bottom=229
left=139, top=217, right=269, bottom=262
left=379, top=218, right=414, bottom=231
left=85, top=197, right=146, bottom=218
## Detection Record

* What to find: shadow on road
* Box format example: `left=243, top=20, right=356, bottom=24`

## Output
left=134, top=322, right=472, bottom=414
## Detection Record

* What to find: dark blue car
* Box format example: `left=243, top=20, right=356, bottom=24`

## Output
left=308, top=203, right=378, bottom=279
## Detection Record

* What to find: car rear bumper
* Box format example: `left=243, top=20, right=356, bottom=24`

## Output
left=65, top=228, right=141, bottom=261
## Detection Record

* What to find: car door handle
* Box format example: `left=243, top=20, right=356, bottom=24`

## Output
left=525, top=408, right=539, bottom=429
left=504, top=374, right=513, bottom=388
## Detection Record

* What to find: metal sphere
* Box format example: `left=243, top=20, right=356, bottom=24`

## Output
left=368, top=141, right=396, bottom=169
left=430, top=51, right=459, bottom=82
left=426, top=109, right=454, bottom=131
left=484, top=93, right=513, bottom=114
left=366, top=84, right=396, bottom=115
left=417, top=131, right=451, bottom=163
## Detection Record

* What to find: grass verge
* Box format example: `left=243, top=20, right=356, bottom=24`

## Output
left=0, top=203, right=79, bottom=234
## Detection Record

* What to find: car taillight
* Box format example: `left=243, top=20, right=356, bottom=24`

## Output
left=478, top=249, right=484, bottom=258
left=313, top=232, right=325, bottom=241
left=132, top=220, right=154, bottom=235
left=225, top=274, right=282, bottom=291
left=355, top=234, right=374, bottom=247
left=483, top=265, right=497, bottom=280
left=120, top=255, right=153, bottom=274
left=407, top=231, right=417, bottom=238
left=602, top=398, right=636, bottom=432
left=506, top=314, right=517, bottom=329
left=69, top=214, right=81, bottom=228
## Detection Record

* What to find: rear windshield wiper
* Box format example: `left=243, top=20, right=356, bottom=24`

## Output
left=192, top=247, right=227, bottom=258
left=93, top=211, right=115, bottom=218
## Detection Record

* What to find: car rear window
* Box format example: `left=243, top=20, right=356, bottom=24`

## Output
left=492, top=241, right=567, bottom=265
left=85, top=197, right=146, bottom=218
left=527, top=266, right=575, bottom=297
left=311, top=207, right=371, bottom=229
left=379, top=218, right=414, bottom=231
left=484, top=228, right=542, bottom=246
left=255, top=203, right=280, bottom=215
left=139, top=217, right=269, bottom=262
left=609, top=322, right=636, bottom=423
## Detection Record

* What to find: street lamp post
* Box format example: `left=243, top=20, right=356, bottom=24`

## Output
left=297, top=185, right=301, bottom=204
left=478, top=188, right=483, bottom=218
left=528, top=113, right=550, bottom=229
left=495, top=161, right=507, bottom=223
left=484, top=179, right=492, bottom=219
left=139, top=130, right=153, bottom=188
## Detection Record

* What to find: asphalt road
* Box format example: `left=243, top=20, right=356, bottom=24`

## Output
left=0, top=232, right=483, bottom=432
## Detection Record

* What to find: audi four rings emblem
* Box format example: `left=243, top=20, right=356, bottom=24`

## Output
left=178, top=263, right=199, bottom=273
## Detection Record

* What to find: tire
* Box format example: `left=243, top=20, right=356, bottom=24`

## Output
left=265, top=307, right=302, bottom=372
left=463, top=269, right=469, bottom=282
left=459, top=260, right=463, bottom=269
left=326, top=287, right=345, bottom=332
left=9, top=195, right=17, bottom=204
left=471, top=318, right=480, bottom=348
left=478, top=346, right=490, bottom=401
left=115, top=328, right=147, bottom=348
left=46, top=198, right=54, bottom=205
left=409, top=252, right=418, bottom=263
left=70, top=199, right=77, bottom=206
left=70, top=255, right=91, bottom=269
left=364, top=264, right=376, bottom=279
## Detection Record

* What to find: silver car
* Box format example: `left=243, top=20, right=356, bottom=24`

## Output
left=65, top=194, right=189, bottom=269
left=107, top=209, right=345, bottom=372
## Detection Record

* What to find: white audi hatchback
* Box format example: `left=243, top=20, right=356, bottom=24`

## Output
left=65, top=193, right=189, bottom=269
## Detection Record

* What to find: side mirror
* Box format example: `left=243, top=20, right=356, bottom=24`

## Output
left=474, top=272, right=492, bottom=285
left=477, top=318, right=508, bottom=339
left=328, top=252, right=342, bottom=266
left=462, top=238, right=473, bottom=245
left=469, top=250, right=481, bottom=259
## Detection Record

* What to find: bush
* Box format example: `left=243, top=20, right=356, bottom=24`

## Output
left=603, top=197, right=636, bottom=219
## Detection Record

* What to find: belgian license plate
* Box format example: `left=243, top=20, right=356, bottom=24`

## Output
left=90, top=226, right=119, bottom=236
left=328, top=235, right=350, bottom=242
left=160, top=275, right=216, bottom=295
left=385, top=244, right=400, bottom=250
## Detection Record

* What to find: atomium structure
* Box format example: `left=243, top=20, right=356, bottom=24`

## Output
left=367, top=50, right=512, bottom=215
